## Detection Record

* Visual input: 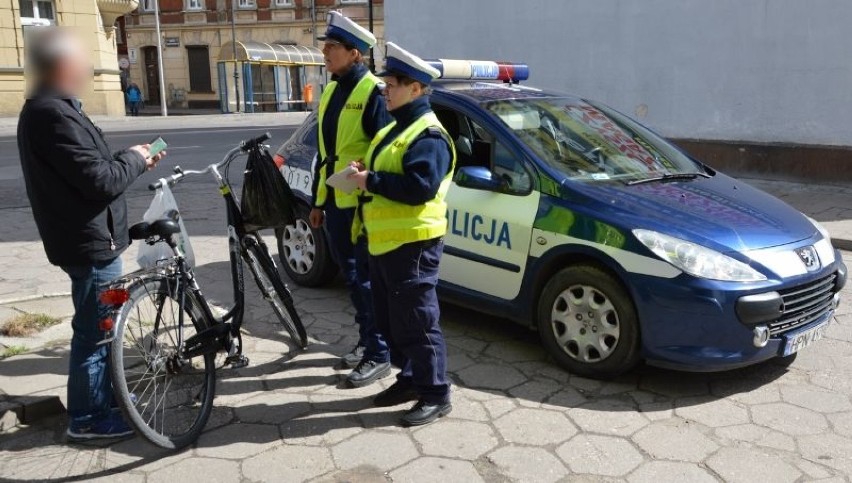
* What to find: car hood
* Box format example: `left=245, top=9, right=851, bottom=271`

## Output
left=562, top=172, right=817, bottom=252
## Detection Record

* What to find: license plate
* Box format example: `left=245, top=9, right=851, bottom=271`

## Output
left=282, top=165, right=313, bottom=197
left=782, top=319, right=830, bottom=356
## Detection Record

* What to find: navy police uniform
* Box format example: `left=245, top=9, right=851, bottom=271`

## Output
left=357, top=43, right=454, bottom=426
left=314, top=12, right=392, bottom=374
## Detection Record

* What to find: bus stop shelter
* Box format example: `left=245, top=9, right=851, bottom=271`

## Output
left=218, top=41, right=326, bottom=113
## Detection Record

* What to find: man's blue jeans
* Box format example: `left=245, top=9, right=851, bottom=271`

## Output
left=324, top=205, right=389, bottom=363
left=60, top=257, right=122, bottom=427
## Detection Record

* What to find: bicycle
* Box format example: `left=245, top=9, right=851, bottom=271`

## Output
left=100, top=133, right=308, bottom=449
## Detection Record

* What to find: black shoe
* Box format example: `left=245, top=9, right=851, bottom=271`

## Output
left=400, top=400, right=452, bottom=427
left=373, top=381, right=419, bottom=407
left=340, top=345, right=366, bottom=369
left=346, top=360, right=391, bottom=388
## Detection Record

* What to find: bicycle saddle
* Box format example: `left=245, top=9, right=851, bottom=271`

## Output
left=129, top=219, right=181, bottom=240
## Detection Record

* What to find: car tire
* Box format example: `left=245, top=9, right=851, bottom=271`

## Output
left=537, top=265, right=641, bottom=379
left=275, top=205, right=338, bottom=287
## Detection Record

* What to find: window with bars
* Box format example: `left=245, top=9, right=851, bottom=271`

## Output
left=237, top=0, right=255, bottom=8
left=274, top=0, right=293, bottom=6
left=139, top=0, right=155, bottom=11
left=186, top=0, right=203, bottom=10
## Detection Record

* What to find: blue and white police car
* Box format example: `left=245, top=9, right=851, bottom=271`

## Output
left=274, top=59, right=847, bottom=378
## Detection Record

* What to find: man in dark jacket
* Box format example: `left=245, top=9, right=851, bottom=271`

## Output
left=17, top=28, right=164, bottom=441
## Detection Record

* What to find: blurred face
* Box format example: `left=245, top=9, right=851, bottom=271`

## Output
left=382, top=76, right=422, bottom=111
left=322, top=41, right=359, bottom=77
left=54, top=36, right=92, bottom=95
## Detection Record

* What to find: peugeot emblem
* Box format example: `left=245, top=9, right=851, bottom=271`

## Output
left=795, top=246, right=820, bottom=272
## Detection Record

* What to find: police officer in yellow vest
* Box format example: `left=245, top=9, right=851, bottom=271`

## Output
left=348, top=43, right=455, bottom=426
left=313, top=12, right=391, bottom=386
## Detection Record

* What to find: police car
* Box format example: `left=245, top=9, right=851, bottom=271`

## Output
left=274, top=59, right=847, bottom=378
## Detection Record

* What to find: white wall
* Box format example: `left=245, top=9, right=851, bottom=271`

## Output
left=385, top=0, right=852, bottom=146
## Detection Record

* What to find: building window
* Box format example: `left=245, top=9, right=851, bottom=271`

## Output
left=186, top=46, right=212, bottom=92
left=140, top=0, right=155, bottom=12
left=339, top=0, right=366, bottom=3
left=274, top=0, right=292, bottom=6
left=19, top=0, right=55, bottom=25
left=186, top=0, right=203, bottom=10
left=237, top=0, right=255, bottom=8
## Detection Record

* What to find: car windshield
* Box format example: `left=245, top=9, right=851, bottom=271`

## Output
left=484, top=97, right=702, bottom=183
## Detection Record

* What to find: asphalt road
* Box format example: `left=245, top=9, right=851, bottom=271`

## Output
left=0, top=125, right=298, bottom=210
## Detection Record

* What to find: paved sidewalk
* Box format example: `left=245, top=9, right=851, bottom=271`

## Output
left=0, top=112, right=310, bottom=136
left=0, top=178, right=851, bottom=481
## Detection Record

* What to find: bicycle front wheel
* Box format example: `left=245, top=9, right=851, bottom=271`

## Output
left=109, top=275, right=216, bottom=449
left=245, top=243, right=309, bottom=349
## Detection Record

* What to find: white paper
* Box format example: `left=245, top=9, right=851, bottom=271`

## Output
left=325, top=166, right=360, bottom=194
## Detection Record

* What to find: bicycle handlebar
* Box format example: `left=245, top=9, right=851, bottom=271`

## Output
left=148, top=132, right=272, bottom=191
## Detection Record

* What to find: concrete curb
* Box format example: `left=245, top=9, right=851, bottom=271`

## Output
left=0, top=395, right=64, bottom=432
left=0, top=293, right=72, bottom=307
left=834, top=237, right=852, bottom=252
left=0, top=111, right=311, bottom=136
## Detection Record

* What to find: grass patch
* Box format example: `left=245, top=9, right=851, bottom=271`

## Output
left=0, top=313, right=62, bottom=337
left=1, top=345, right=27, bottom=358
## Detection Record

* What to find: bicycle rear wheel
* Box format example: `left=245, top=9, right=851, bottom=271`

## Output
left=109, top=274, right=216, bottom=449
left=245, top=242, right=309, bottom=349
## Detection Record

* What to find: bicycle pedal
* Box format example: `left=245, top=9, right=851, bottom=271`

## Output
left=226, top=355, right=250, bottom=369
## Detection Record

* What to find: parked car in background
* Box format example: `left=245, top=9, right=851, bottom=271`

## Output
left=274, top=59, right=847, bottom=378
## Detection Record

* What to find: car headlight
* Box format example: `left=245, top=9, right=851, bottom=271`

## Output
left=633, top=229, right=767, bottom=282
left=806, top=216, right=832, bottom=241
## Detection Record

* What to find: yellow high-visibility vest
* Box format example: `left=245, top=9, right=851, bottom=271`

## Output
left=356, top=111, right=456, bottom=256
left=316, top=72, right=381, bottom=208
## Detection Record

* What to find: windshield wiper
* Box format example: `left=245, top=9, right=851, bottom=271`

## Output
left=626, top=172, right=711, bottom=186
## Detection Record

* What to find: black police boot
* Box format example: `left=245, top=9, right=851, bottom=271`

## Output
left=400, top=400, right=452, bottom=427
left=346, top=359, right=391, bottom=388
left=340, top=344, right=366, bottom=369
left=373, top=381, right=419, bottom=407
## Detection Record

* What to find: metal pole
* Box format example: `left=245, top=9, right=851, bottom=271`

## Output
left=154, top=0, right=168, bottom=116
left=310, top=0, right=317, bottom=48
left=231, top=0, right=240, bottom=113
left=367, top=0, right=374, bottom=72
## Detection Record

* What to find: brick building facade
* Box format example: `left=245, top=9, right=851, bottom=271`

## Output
left=0, top=0, right=137, bottom=116
left=121, top=0, right=384, bottom=111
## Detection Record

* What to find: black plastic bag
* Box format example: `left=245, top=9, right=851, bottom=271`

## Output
left=241, top=148, right=297, bottom=231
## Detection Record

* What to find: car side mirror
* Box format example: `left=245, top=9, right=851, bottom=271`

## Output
left=455, top=166, right=506, bottom=192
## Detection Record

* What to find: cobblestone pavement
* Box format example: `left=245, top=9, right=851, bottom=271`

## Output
left=1, top=183, right=851, bottom=482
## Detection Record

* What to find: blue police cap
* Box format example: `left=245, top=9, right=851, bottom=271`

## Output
left=317, top=11, right=376, bottom=54
left=377, top=42, right=441, bottom=86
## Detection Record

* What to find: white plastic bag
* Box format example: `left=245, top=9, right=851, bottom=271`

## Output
left=136, top=182, right=196, bottom=268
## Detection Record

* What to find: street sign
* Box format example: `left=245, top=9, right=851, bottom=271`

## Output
left=165, top=37, right=180, bottom=47
left=128, top=48, right=138, bottom=64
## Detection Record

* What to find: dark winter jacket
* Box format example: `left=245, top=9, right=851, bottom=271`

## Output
left=17, top=89, right=147, bottom=267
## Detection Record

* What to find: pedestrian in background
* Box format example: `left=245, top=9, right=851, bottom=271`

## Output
left=126, top=83, right=142, bottom=117
left=349, top=42, right=455, bottom=426
left=312, top=11, right=392, bottom=387
left=17, top=27, right=165, bottom=442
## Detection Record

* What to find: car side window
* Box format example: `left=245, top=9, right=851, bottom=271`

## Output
left=493, top=140, right=532, bottom=195
left=433, top=103, right=533, bottom=195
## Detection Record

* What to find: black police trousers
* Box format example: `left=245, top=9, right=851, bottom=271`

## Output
left=369, top=237, right=450, bottom=404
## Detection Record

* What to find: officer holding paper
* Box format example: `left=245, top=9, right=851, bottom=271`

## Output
left=312, top=11, right=391, bottom=387
left=348, top=42, right=455, bottom=426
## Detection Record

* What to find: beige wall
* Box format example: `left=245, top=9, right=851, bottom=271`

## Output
left=124, top=17, right=384, bottom=109
left=0, top=0, right=133, bottom=116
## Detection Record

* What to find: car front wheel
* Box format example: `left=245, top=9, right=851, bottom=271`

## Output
left=275, top=206, right=337, bottom=287
left=537, top=265, right=641, bottom=378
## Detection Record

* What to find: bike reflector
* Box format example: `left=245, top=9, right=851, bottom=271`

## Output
left=99, top=317, right=114, bottom=331
left=100, top=288, right=130, bottom=306
left=426, top=59, right=530, bottom=82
